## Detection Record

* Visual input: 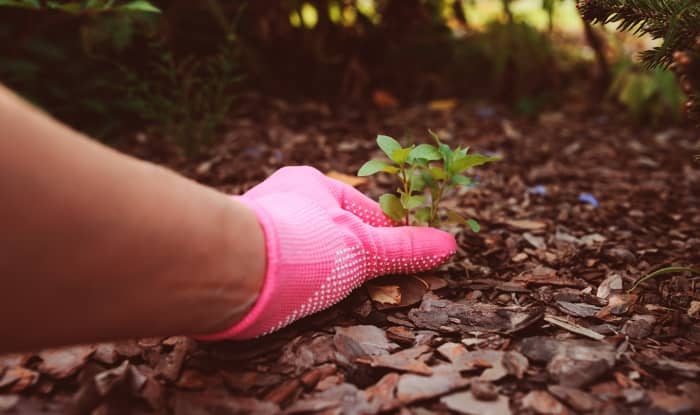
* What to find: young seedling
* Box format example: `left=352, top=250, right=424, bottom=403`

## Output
left=358, top=130, right=500, bottom=231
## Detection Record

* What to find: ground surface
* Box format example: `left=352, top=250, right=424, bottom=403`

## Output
left=1, top=95, right=699, bottom=414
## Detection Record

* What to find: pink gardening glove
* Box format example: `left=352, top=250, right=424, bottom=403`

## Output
left=199, top=166, right=457, bottom=340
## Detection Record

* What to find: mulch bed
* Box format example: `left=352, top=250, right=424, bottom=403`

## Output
left=1, top=94, right=699, bottom=414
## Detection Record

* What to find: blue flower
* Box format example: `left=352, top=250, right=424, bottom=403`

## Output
left=578, top=193, right=599, bottom=208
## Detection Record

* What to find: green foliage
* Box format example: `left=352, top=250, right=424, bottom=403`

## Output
left=358, top=130, right=500, bottom=229
left=608, top=56, right=685, bottom=123
left=579, top=0, right=699, bottom=68
left=0, top=10, right=159, bottom=137
left=0, top=1, right=243, bottom=153
left=0, top=0, right=161, bottom=13
left=123, top=39, right=241, bottom=155
left=579, top=0, right=700, bottom=117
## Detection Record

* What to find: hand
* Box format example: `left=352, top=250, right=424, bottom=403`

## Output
left=198, top=166, right=457, bottom=340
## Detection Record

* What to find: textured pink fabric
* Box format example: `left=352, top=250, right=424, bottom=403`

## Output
left=198, top=166, right=457, bottom=340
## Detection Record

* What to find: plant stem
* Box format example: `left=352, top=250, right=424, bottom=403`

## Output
left=429, top=179, right=448, bottom=226
left=399, top=165, right=410, bottom=226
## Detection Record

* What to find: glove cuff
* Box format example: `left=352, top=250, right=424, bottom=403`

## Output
left=194, top=195, right=279, bottom=340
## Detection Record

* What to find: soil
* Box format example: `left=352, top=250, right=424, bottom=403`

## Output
left=1, top=93, right=699, bottom=414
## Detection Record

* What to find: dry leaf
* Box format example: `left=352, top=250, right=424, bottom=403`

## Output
left=428, top=99, right=457, bottom=111
left=326, top=170, right=367, bottom=187
left=366, top=284, right=401, bottom=305
left=372, top=89, right=399, bottom=109
left=501, top=119, right=522, bottom=139
left=368, top=275, right=428, bottom=310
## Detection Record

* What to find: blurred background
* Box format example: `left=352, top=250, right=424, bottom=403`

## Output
left=0, top=0, right=696, bottom=156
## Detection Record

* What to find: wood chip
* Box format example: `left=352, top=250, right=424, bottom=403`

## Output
left=386, top=326, right=416, bottom=345
left=173, top=390, right=279, bottom=415
left=556, top=301, right=601, bottom=318
left=264, top=379, right=302, bottom=406
left=334, top=325, right=398, bottom=358
left=597, top=274, right=623, bottom=299
left=521, top=337, right=616, bottom=387
left=157, top=337, right=193, bottom=382
left=544, top=314, right=605, bottom=340
left=441, top=391, right=511, bottom=415
left=505, top=219, right=546, bottom=231
left=38, top=345, right=95, bottom=379
left=396, top=367, right=469, bottom=404
left=523, top=390, right=571, bottom=415
left=0, top=394, right=19, bottom=412
left=548, top=385, right=601, bottom=412
left=649, top=390, right=700, bottom=414
left=364, top=373, right=401, bottom=412
left=408, top=295, right=544, bottom=334
left=357, top=345, right=432, bottom=375
left=513, top=274, right=586, bottom=288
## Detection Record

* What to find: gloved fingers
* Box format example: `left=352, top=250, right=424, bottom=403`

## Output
left=367, top=226, right=457, bottom=276
left=325, top=176, right=397, bottom=227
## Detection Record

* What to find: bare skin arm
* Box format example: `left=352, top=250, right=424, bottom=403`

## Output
left=0, top=84, right=265, bottom=353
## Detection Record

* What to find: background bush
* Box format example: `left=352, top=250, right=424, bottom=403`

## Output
left=0, top=0, right=693, bottom=154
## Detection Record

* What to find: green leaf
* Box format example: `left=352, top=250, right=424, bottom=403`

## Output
left=377, top=135, right=401, bottom=161
left=47, top=1, right=81, bottom=12
left=401, top=194, right=426, bottom=210
left=379, top=194, right=406, bottom=223
left=438, top=143, right=452, bottom=169
left=408, top=158, right=429, bottom=168
left=117, top=0, right=160, bottom=12
left=411, top=173, right=426, bottom=192
left=409, top=144, right=442, bottom=161
left=451, top=153, right=501, bottom=173
left=414, top=207, right=432, bottom=225
left=0, top=0, right=40, bottom=8
left=418, top=170, right=436, bottom=188
left=429, top=167, right=447, bottom=181
left=467, top=218, right=481, bottom=233
left=391, top=147, right=413, bottom=165
left=451, top=174, right=473, bottom=186
left=357, top=159, right=398, bottom=176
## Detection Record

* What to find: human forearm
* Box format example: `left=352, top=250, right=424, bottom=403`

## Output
left=0, top=85, right=265, bottom=352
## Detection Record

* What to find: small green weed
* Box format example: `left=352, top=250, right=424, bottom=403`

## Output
left=358, top=131, right=500, bottom=230
left=628, top=266, right=700, bottom=293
